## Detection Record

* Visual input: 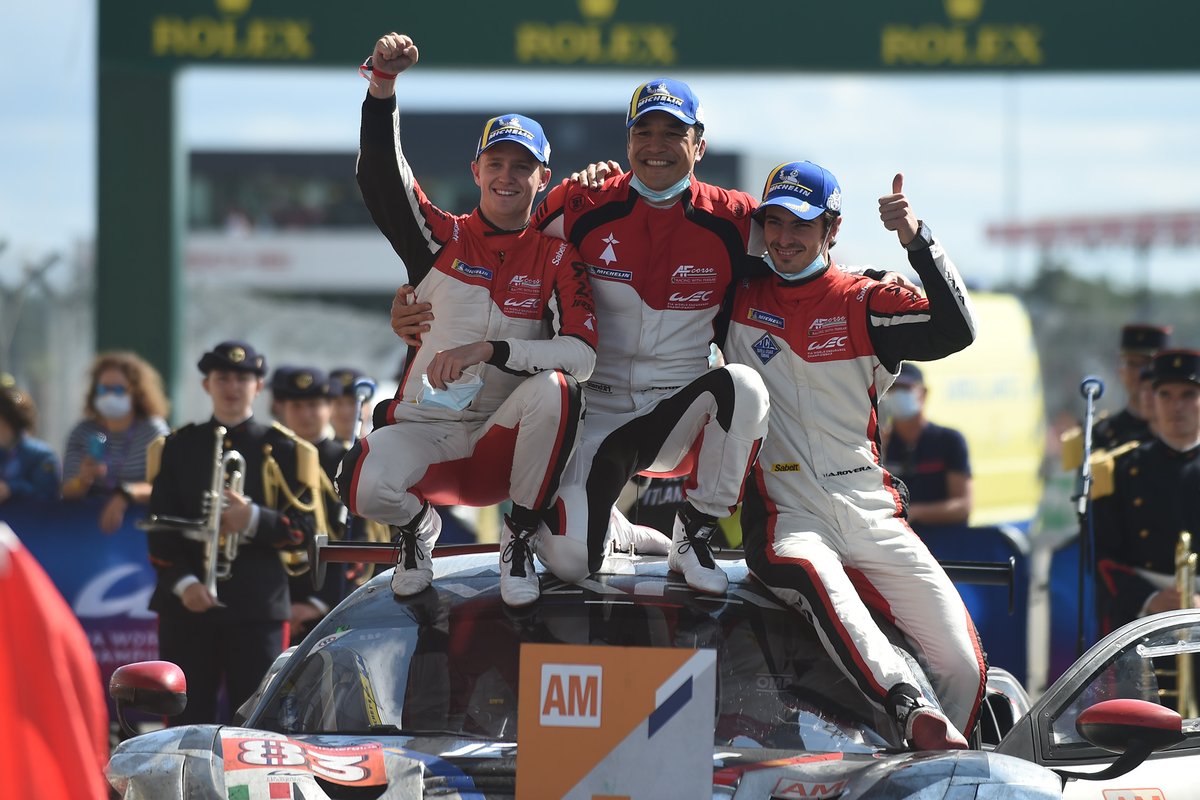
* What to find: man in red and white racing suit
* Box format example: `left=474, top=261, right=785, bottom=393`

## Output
left=529, top=79, right=769, bottom=594
left=338, top=33, right=597, bottom=607
left=725, top=161, right=986, bottom=750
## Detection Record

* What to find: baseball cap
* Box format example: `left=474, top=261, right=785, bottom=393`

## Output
left=475, top=114, right=551, bottom=165
left=626, top=79, right=704, bottom=128
left=893, top=362, right=925, bottom=386
left=756, top=161, right=842, bottom=222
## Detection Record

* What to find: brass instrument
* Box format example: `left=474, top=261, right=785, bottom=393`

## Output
left=205, top=425, right=246, bottom=596
left=1156, top=531, right=1198, bottom=717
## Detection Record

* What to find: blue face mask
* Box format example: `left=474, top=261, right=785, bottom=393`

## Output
left=763, top=225, right=832, bottom=281
left=630, top=173, right=691, bottom=204
left=419, top=373, right=484, bottom=412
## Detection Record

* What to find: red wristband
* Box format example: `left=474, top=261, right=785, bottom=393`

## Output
left=359, top=58, right=397, bottom=81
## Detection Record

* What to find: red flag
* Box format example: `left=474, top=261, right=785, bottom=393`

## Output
left=0, top=524, right=109, bottom=800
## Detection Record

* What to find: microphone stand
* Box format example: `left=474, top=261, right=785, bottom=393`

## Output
left=1074, top=376, right=1104, bottom=657
left=316, top=379, right=376, bottom=590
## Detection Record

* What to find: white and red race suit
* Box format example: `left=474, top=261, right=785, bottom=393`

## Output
left=725, top=234, right=987, bottom=737
left=340, top=94, right=598, bottom=526
left=532, top=173, right=769, bottom=576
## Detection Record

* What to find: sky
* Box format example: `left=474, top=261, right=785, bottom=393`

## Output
left=3, top=1, right=1200, bottom=293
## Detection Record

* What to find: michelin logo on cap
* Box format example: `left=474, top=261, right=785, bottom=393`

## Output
left=626, top=78, right=704, bottom=127
left=476, top=114, right=551, bottom=164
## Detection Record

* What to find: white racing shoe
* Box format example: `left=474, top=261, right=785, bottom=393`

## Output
left=667, top=506, right=728, bottom=595
left=500, top=516, right=540, bottom=607
left=389, top=504, right=442, bottom=596
left=608, top=507, right=672, bottom=555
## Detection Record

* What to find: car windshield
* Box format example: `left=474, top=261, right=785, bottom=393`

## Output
left=253, top=559, right=896, bottom=754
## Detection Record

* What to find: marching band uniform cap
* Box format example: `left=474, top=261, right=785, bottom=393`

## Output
left=1120, top=323, right=1171, bottom=354
left=197, top=340, right=268, bottom=376
left=272, top=366, right=333, bottom=400
left=329, top=367, right=371, bottom=398
left=1150, top=349, right=1200, bottom=388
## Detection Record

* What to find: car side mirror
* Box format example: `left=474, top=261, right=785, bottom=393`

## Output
left=109, top=661, right=188, bottom=737
left=1054, top=699, right=1184, bottom=782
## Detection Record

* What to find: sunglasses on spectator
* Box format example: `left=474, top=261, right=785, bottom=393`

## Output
left=96, top=384, right=129, bottom=396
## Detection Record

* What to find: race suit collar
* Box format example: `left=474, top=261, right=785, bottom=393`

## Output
left=474, top=209, right=529, bottom=236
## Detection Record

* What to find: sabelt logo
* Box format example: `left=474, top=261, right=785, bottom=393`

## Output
left=540, top=663, right=602, bottom=727
left=668, top=290, right=714, bottom=304
left=671, top=264, right=717, bottom=284
left=772, top=463, right=801, bottom=472
left=552, top=241, right=568, bottom=266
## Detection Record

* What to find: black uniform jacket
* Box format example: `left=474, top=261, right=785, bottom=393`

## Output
left=1095, top=437, right=1200, bottom=631
left=147, top=416, right=314, bottom=622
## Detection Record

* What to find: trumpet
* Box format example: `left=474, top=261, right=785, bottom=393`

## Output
left=204, top=425, right=246, bottom=597
left=1154, top=531, right=1198, bottom=717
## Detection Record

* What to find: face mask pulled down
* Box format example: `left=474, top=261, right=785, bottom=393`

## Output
left=764, top=224, right=833, bottom=282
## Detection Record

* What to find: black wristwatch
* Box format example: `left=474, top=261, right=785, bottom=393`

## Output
left=115, top=482, right=135, bottom=503
left=903, top=220, right=933, bottom=252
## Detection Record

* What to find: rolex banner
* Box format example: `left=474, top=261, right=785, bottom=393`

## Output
left=517, top=643, right=716, bottom=799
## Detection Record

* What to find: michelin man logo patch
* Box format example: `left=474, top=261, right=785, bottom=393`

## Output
left=752, top=333, right=781, bottom=365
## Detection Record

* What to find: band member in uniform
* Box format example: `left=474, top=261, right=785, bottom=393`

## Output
left=1095, top=348, right=1200, bottom=632
left=146, top=341, right=323, bottom=725
left=342, top=32, right=597, bottom=607
left=274, top=365, right=349, bottom=643
left=1093, top=323, right=1171, bottom=451
left=329, top=366, right=375, bottom=444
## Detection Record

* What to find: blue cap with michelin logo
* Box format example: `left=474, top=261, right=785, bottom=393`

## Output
left=475, top=114, right=551, bottom=164
left=626, top=78, right=704, bottom=128
left=756, top=161, right=843, bottom=221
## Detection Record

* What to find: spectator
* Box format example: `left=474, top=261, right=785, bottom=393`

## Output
left=61, top=352, right=170, bottom=532
left=1, top=522, right=109, bottom=800
left=881, top=362, right=973, bottom=529
left=0, top=378, right=61, bottom=505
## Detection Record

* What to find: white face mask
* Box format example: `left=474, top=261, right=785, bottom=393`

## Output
left=630, top=173, right=691, bottom=204
left=94, top=393, right=133, bottom=420
left=885, top=388, right=921, bottom=421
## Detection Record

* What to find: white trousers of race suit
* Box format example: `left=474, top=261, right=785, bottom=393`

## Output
left=536, top=363, right=770, bottom=581
left=344, top=370, right=582, bottom=527
left=745, top=501, right=985, bottom=736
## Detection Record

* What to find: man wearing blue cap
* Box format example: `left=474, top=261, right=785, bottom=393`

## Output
left=348, top=32, right=598, bottom=607
left=145, top=340, right=324, bottom=724
left=725, top=162, right=985, bottom=750
left=518, top=77, right=769, bottom=595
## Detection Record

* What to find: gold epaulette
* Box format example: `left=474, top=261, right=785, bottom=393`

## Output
left=1090, top=440, right=1142, bottom=500
left=261, top=425, right=329, bottom=542
left=1060, top=425, right=1084, bottom=471
left=145, top=435, right=166, bottom=482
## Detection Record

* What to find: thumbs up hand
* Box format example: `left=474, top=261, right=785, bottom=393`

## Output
left=878, top=173, right=919, bottom=246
